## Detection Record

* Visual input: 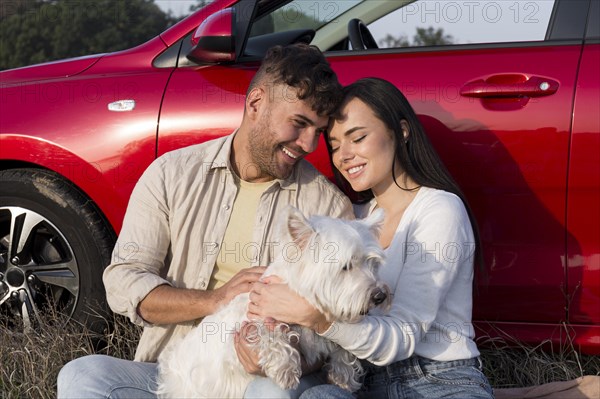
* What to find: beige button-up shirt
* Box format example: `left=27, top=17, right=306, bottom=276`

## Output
left=103, top=133, right=353, bottom=362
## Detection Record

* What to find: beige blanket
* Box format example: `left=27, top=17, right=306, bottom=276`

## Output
left=494, top=376, right=600, bottom=399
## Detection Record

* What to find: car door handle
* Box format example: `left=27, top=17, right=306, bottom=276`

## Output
left=108, top=99, right=136, bottom=112
left=460, top=74, right=559, bottom=98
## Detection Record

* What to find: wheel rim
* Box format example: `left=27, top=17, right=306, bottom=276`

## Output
left=0, top=206, right=79, bottom=331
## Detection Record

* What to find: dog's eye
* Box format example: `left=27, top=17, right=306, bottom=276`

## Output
left=342, top=263, right=352, bottom=271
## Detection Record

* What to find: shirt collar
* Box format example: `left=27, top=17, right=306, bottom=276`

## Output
left=211, top=131, right=236, bottom=171
left=211, top=131, right=299, bottom=191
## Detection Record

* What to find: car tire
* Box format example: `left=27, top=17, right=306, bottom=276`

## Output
left=0, top=168, right=116, bottom=332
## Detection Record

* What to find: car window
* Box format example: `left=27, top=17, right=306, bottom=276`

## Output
left=250, top=0, right=363, bottom=36
left=587, top=0, right=599, bottom=39
left=369, top=0, right=556, bottom=48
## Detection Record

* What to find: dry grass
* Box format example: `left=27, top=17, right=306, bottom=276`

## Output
left=478, top=328, right=600, bottom=389
left=0, top=313, right=141, bottom=399
left=0, top=315, right=598, bottom=399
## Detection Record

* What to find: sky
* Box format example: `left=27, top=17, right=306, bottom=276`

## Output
left=154, top=0, right=556, bottom=45
left=155, top=0, right=198, bottom=17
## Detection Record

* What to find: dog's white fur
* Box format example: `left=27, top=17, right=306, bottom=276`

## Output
left=156, top=206, right=389, bottom=398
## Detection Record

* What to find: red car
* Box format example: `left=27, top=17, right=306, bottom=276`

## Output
left=1, top=0, right=598, bottom=353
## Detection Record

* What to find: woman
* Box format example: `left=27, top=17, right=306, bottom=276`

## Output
left=243, top=78, right=494, bottom=399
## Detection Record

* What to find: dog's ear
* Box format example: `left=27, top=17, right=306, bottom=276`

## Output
left=287, top=206, right=314, bottom=250
left=363, top=208, right=385, bottom=238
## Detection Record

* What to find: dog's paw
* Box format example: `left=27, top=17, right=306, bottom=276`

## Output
left=263, top=349, right=302, bottom=389
left=260, top=334, right=302, bottom=390
left=270, top=363, right=301, bottom=390
left=327, top=367, right=363, bottom=393
left=325, top=349, right=364, bottom=392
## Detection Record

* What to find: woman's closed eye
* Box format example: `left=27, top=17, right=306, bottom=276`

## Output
left=329, top=134, right=366, bottom=153
left=352, top=135, right=366, bottom=144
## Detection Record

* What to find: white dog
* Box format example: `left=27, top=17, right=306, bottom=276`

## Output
left=156, top=206, right=390, bottom=398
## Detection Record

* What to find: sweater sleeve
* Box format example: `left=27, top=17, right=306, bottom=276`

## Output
left=320, top=192, right=475, bottom=365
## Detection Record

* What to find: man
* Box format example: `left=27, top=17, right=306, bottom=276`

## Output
left=57, top=43, right=352, bottom=398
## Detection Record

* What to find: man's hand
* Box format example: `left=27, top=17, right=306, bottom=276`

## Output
left=137, top=266, right=266, bottom=325
left=234, top=321, right=265, bottom=376
left=209, top=266, right=267, bottom=313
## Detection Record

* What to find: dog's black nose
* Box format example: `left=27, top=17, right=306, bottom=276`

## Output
left=371, top=288, right=387, bottom=305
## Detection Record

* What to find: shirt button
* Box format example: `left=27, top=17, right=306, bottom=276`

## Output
left=223, top=205, right=230, bottom=210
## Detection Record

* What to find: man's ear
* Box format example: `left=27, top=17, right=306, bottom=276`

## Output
left=286, top=206, right=314, bottom=250
left=245, top=87, right=264, bottom=121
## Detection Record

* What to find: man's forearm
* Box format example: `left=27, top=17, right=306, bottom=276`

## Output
left=137, top=266, right=266, bottom=325
left=137, top=284, right=218, bottom=325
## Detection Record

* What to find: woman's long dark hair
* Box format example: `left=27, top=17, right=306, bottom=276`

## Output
left=326, top=77, right=484, bottom=271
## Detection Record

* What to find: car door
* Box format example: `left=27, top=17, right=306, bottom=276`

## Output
left=566, top=0, right=600, bottom=353
left=320, top=0, right=588, bottom=334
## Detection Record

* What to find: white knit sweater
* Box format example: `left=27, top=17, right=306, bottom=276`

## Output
left=320, top=187, right=480, bottom=365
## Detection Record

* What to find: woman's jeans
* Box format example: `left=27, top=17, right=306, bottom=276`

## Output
left=300, top=356, right=494, bottom=399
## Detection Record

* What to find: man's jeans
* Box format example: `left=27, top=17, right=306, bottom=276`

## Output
left=57, top=354, right=324, bottom=399
left=244, top=372, right=327, bottom=399
left=57, top=355, right=158, bottom=398
left=300, top=356, right=494, bottom=399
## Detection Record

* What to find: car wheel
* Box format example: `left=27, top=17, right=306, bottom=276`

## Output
left=0, top=168, right=116, bottom=332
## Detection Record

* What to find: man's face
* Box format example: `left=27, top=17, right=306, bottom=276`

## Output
left=247, top=85, right=329, bottom=181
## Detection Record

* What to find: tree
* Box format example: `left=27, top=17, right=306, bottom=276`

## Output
left=0, top=0, right=42, bottom=22
left=0, top=0, right=174, bottom=70
left=413, top=27, right=454, bottom=46
left=378, top=33, right=410, bottom=48
left=379, top=26, right=454, bottom=48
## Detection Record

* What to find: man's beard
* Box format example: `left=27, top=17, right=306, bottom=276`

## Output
left=247, top=111, right=295, bottom=180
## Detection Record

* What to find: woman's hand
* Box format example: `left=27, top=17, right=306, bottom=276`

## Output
left=247, top=275, right=333, bottom=333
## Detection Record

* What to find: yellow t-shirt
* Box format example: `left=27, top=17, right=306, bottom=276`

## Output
left=207, top=178, right=274, bottom=290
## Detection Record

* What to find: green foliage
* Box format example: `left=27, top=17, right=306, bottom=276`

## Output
left=413, top=26, right=454, bottom=46
left=379, top=33, right=410, bottom=48
left=378, top=26, right=454, bottom=48
left=0, top=0, right=175, bottom=70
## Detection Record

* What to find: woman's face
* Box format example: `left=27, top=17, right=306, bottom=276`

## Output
left=328, top=97, right=402, bottom=194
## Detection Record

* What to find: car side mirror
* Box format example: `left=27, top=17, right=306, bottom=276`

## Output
left=187, top=8, right=235, bottom=64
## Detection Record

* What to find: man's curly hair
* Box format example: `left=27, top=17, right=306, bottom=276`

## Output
left=248, top=44, right=343, bottom=116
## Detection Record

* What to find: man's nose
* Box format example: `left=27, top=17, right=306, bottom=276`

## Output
left=296, top=129, right=319, bottom=154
